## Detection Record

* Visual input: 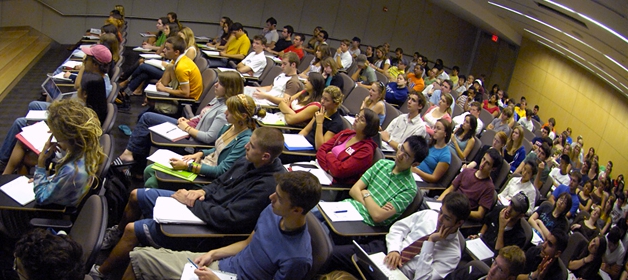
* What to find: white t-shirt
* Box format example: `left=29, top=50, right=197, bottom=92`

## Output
left=241, top=51, right=267, bottom=77
left=549, top=167, right=570, bottom=186
left=264, top=29, right=278, bottom=44
left=334, top=51, right=352, bottom=71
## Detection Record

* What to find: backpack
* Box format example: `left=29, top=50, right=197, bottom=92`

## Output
left=103, top=166, right=131, bottom=227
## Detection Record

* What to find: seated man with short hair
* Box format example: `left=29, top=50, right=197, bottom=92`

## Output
left=155, top=36, right=202, bottom=100
left=499, top=160, right=537, bottom=215
left=439, top=148, right=503, bottom=221
left=251, top=52, right=303, bottom=105
left=236, top=35, right=267, bottom=78
left=452, top=101, right=484, bottom=136
left=125, top=171, right=322, bottom=280
left=548, top=170, right=581, bottom=218
left=380, top=91, right=428, bottom=152
left=445, top=245, right=526, bottom=280
left=516, top=228, right=568, bottom=280
left=470, top=192, right=530, bottom=251
left=328, top=192, right=470, bottom=280
left=89, top=127, right=286, bottom=279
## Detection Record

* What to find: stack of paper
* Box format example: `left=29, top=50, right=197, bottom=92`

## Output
left=48, top=72, right=72, bottom=82
left=149, top=122, right=189, bottom=142
left=258, top=113, right=286, bottom=126
left=318, top=201, right=363, bottom=222
left=0, top=176, right=35, bottom=206
left=24, top=110, right=48, bottom=121
left=144, top=84, right=171, bottom=96
left=16, top=121, right=51, bottom=154
left=153, top=197, right=205, bottom=224
left=466, top=238, right=495, bottom=260
left=283, top=134, right=314, bottom=151
left=62, top=60, right=83, bottom=69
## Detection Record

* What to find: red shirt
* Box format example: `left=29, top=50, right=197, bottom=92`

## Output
left=284, top=45, right=304, bottom=59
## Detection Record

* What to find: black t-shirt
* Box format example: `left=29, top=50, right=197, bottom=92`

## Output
left=481, top=205, right=528, bottom=250
left=305, top=110, right=344, bottom=145
left=273, top=38, right=292, bottom=52
left=522, top=246, right=566, bottom=280
left=534, top=203, right=568, bottom=233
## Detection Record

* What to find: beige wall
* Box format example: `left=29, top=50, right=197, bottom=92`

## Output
left=508, top=38, right=628, bottom=177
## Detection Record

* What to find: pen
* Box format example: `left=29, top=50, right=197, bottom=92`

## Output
left=166, top=128, right=177, bottom=133
left=335, top=210, right=347, bottom=213
left=187, top=258, right=198, bottom=269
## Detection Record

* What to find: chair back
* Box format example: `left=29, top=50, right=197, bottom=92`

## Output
left=101, top=103, right=116, bottom=134
left=480, top=129, right=497, bottom=146
left=374, top=71, right=389, bottom=85
left=107, top=82, right=118, bottom=104
left=304, top=212, right=333, bottom=280
left=95, top=134, right=114, bottom=180
left=194, top=55, right=208, bottom=71
left=337, top=72, right=355, bottom=98
left=466, top=136, right=482, bottom=162
left=341, top=116, right=352, bottom=130
left=539, top=177, right=554, bottom=198
left=560, top=232, right=589, bottom=265
left=69, top=195, right=108, bottom=274
left=372, top=147, right=384, bottom=166
left=397, top=190, right=423, bottom=220
left=458, top=231, right=466, bottom=256
left=520, top=218, right=533, bottom=250
left=532, top=119, right=541, bottom=131
left=194, top=85, right=216, bottom=116
left=522, top=139, right=532, bottom=154
left=298, top=54, right=315, bottom=73
left=439, top=150, right=462, bottom=187
left=382, top=103, right=400, bottom=130
left=398, top=99, right=409, bottom=113
left=467, top=260, right=491, bottom=275
left=110, top=66, right=121, bottom=83
left=260, top=66, right=283, bottom=87
left=199, top=68, right=218, bottom=104
left=342, top=86, right=369, bottom=115
left=493, top=159, right=510, bottom=191
left=479, top=108, right=494, bottom=126
left=557, top=257, right=569, bottom=280
left=346, top=59, right=358, bottom=77
left=523, top=127, right=535, bottom=141
left=453, top=104, right=464, bottom=117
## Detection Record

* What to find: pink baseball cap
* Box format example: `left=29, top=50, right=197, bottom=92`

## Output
left=81, top=44, right=112, bottom=64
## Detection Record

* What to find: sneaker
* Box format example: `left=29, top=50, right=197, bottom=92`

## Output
left=89, top=264, right=105, bottom=280
left=101, top=225, right=122, bottom=250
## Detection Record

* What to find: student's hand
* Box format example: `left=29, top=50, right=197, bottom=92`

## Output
left=182, top=152, right=203, bottom=163
left=382, top=202, right=394, bottom=211
left=384, top=251, right=402, bottom=270
left=169, top=158, right=189, bottom=170
left=570, top=224, right=581, bottom=230
left=195, top=267, right=220, bottom=280
left=315, top=107, right=326, bottom=125
left=219, top=51, right=227, bottom=57
left=467, top=234, right=479, bottom=240
left=336, top=47, right=342, bottom=54
left=252, top=90, right=268, bottom=100
left=37, top=135, right=57, bottom=167
left=195, top=251, right=217, bottom=267
left=380, top=131, right=390, bottom=143
left=156, top=81, right=167, bottom=92
left=177, top=117, right=189, bottom=124
left=430, top=224, right=456, bottom=242
left=177, top=121, right=191, bottom=132
left=63, top=71, right=72, bottom=78
left=282, top=95, right=292, bottom=104
left=498, top=208, right=512, bottom=229
left=172, top=189, right=206, bottom=207
left=538, top=161, right=545, bottom=170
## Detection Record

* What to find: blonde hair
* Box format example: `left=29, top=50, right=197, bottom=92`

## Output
left=365, top=82, right=385, bottom=108
left=324, top=85, right=343, bottom=105
left=442, top=92, right=453, bottom=115
left=506, top=125, right=524, bottom=155
left=179, top=27, right=197, bottom=50
left=227, top=94, right=266, bottom=130
left=47, top=99, right=104, bottom=178
left=321, top=57, right=338, bottom=76
left=318, top=270, right=358, bottom=280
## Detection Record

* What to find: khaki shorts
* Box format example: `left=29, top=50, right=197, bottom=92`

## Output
left=129, top=247, right=219, bottom=280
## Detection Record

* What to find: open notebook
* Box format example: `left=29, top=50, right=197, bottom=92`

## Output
left=180, top=262, right=237, bottom=280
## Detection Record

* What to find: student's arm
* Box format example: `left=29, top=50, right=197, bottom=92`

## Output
left=469, top=206, right=487, bottom=222
left=220, top=52, right=245, bottom=60
left=298, top=118, right=314, bottom=137
left=437, top=185, right=454, bottom=201
left=528, top=212, right=542, bottom=234
left=348, top=179, right=368, bottom=205
left=194, top=231, right=255, bottom=266
left=236, top=62, right=253, bottom=76
left=350, top=68, right=360, bottom=82
left=413, top=162, right=450, bottom=183
left=533, top=161, right=546, bottom=189
left=157, top=81, right=190, bottom=98
left=299, top=66, right=311, bottom=79
left=362, top=190, right=397, bottom=223
left=280, top=103, right=318, bottom=126
left=185, top=48, right=197, bottom=60
left=568, top=255, right=593, bottom=271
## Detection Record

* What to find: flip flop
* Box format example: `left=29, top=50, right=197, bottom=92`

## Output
left=112, top=157, right=135, bottom=167
left=118, top=124, right=132, bottom=136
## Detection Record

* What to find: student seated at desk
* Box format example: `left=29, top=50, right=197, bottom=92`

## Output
left=119, top=171, right=321, bottom=280
left=412, top=119, right=453, bottom=183
left=277, top=72, right=324, bottom=127
left=341, top=135, right=429, bottom=226
left=468, top=192, right=530, bottom=252
left=528, top=192, right=571, bottom=240
left=317, top=108, right=379, bottom=187
left=252, top=52, right=303, bottom=105
left=217, top=22, right=250, bottom=62
left=360, top=81, right=386, bottom=126
left=445, top=245, right=526, bottom=280
left=236, top=35, right=267, bottom=78
left=0, top=100, right=104, bottom=238
left=141, top=17, right=169, bottom=51
left=143, top=95, right=264, bottom=188
left=568, top=235, right=606, bottom=280
left=90, top=127, right=286, bottom=279
left=516, top=228, right=568, bottom=280
left=112, top=71, right=243, bottom=172
left=438, top=148, right=503, bottom=222
left=299, top=85, right=345, bottom=149
left=464, top=131, right=508, bottom=183
left=327, top=191, right=468, bottom=280
left=499, top=160, right=537, bottom=216
left=206, top=16, right=233, bottom=50
left=380, top=91, right=428, bottom=152
left=299, top=45, right=332, bottom=79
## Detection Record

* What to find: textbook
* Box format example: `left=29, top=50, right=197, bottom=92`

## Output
left=16, top=121, right=51, bottom=154
left=0, top=176, right=35, bottom=206
left=283, top=134, right=314, bottom=151
left=149, top=122, right=189, bottom=142
left=151, top=163, right=197, bottom=181
left=153, top=197, right=205, bottom=224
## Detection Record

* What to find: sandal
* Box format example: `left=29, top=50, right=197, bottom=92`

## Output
left=112, top=157, right=135, bottom=167
left=118, top=124, right=132, bottom=136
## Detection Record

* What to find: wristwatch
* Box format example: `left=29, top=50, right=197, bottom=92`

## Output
left=363, top=192, right=371, bottom=199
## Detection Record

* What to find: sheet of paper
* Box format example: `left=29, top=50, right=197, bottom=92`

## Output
left=18, top=121, right=52, bottom=153
left=425, top=201, right=442, bottom=210
left=203, top=50, right=220, bottom=56
left=90, top=28, right=101, bottom=35
left=381, top=141, right=395, bottom=152
left=147, top=149, right=185, bottom=167
left=497, top=194, right=511, bottom=206
left=72, top=49, right=86, bottom=58
left=265, top=55, right=282, bottom=63
left=258, top=113, right=286, bottom=125
left=133, top=46, right=152, bottom=52
left=180, top=263, right=237, bottom=280
left=62, top=60, right=83, bottom=68
left=24, top=110, right=48, bottom=121
left=318, top=201, right=363, bottom=222
left=49, top=72, right=72, bottom=82
left=344, top=115, right=356, bottom=124
left=412, top=173, right=424, bottom=182
left=153, top=197, right=205, bottom=224
left=465, top=238, right=494, bottom=260
left=0, top=176, right=35, bottom=206
left=286, top=161, right=332, bottom=185
left=140, top=53, right=163, bottom=59
left=140, top=33, right=156, bottom=37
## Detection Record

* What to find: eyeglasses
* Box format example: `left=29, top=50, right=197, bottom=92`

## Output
left=354, top=113, right=366, bottom=123
left=399, top=144, right=411, bottom=160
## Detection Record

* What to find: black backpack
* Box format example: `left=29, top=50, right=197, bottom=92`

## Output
left=103, top=167, right=131, bottom=227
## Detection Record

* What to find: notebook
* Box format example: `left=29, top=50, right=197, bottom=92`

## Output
left=283, top=134, right=314, bottom=151
left=16, top=121, right=52, bottom=154
left=465, top=238, right=495, bottom=261
left=149, top=122, right=189, bottom=142
left=0, top=176, right=35, bottom=206
left=144, top=84, right=171, bottom=96
left=352, top=241, right=409, bottom=280
left=180, top=262, right=237, bottom=280
left=153, top=197, right=205, bottom=224
left=24, top=110, right=48, bottom=121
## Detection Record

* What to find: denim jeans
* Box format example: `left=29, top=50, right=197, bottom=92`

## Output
left=128, top=63, right=164, bottom=91
left=126, top=112, right=177, bottom=157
